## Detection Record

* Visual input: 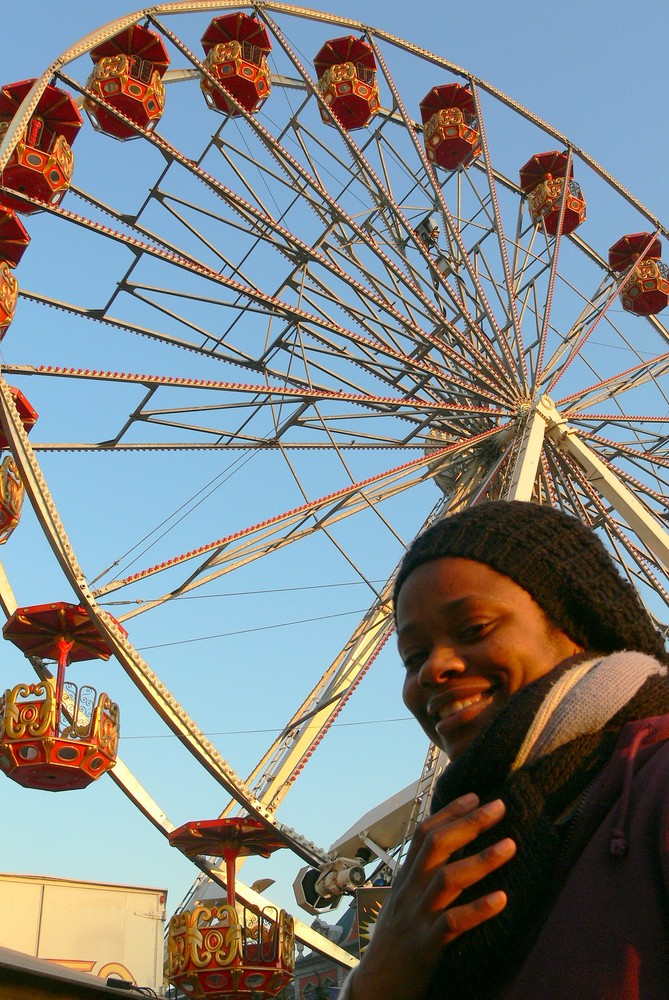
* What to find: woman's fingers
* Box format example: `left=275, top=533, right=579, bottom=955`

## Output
left=429, top=835, right=517, bottom=912
left=439, top=888, right=509, bottom=944
left=392, top=792, right=482, bottom=889
left=404, top=797, right=509, bottom=882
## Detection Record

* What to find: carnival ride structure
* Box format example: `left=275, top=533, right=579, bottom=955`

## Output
left=0, top=2, right=669, bottom=988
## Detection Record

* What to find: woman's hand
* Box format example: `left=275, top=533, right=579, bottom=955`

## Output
left=347, top=793, right=516, bottom=1000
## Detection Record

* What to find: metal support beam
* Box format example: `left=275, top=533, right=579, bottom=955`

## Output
left=505, top=402, right=547, bottom=500
left=539, top=394, right=669, bottom=571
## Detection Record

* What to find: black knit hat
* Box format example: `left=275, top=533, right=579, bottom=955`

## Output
left=393, top=500, right=667, bottom=660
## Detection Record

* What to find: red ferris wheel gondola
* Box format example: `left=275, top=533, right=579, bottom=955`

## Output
left=419, top=83, right=480, bottom=170
left=0, top=261, right=18, bottom=337
left=313, top=35, right=380, bottom=130
left=519, top=150, right=586, bottom=235
left=0, top=386, right=37, bottom=449
left=0, top=206, right=29, bottom=337
left=0, top=78, right=82, bottom=214
left=0, top=387, right=38, bottom=543
left=167, top=818, right=294, bottom=999
left=84, top=24, right=170, bottom=140
left=608, top=232, right=669, bottom=316
left=200, top=13, right=272, bottom=117
left=0, top=602, right=123, bottom=790
left=0, top=204, right=29, bottom=268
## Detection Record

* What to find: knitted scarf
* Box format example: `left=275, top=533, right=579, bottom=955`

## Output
left=426, top=651, right=669, bottom=1000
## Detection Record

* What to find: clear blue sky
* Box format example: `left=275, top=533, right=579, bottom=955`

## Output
left=0, top=0, right=667, bottom=936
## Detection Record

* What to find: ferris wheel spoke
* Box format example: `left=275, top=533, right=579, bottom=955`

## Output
left=524, top=276, right=606, bottom=390
left=23, top=199, right=393, bottom=351
left=300, top=299, right=522, bottom=407
left=470, top=82, right=528, bottom=391
left=55, top=187, right=514, bottom=402
left=537, top=399, right=669, bottom=571
left=544, top=445, right=669, bottom=612
left=541, top=233, right=665, bottom=397
left=510, top=224, right=553, bottom=315
left=67, top=69, right=456, bottom=361
left=368, top=44, right=522, bottom=387
left=94, top=434, right=504, bottom=609
left=556, top=351, right=669, bottom=414
left=240, top=596, right=396, bottom=812
left=573, top=421, right=669, bottom=458
left=156, top=15, right=457, bottom=347
left=4, top=327, right=514, bottom=434
left=533, top=149, right=576, bottom=380
left=20, top=258, right=465, bottom=396
left=68, top=179, right=231, bottom=275
left=241, top=19, right=522, bottom=390
left=542, top=294, right=634, bottom=398
left=261, top=312, right=518, bottom=406
left=62, top=33, right=533, bottom=410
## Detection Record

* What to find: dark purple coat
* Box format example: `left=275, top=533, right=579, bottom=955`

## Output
left=500, top=715, right=669, bottom=999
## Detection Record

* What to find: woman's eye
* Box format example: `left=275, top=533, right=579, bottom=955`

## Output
left=401, top=650, right=426, bottom=672
left=460, top=621, right=491, bottom=642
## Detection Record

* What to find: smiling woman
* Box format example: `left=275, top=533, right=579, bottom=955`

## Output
left=397, top=558, right=581, bottom=761
left=341, top=500, right=669, bottom=1000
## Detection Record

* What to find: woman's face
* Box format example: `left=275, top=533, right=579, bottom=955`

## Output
left=397, top=557, right=582, bottom=760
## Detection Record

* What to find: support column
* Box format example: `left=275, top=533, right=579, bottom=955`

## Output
left=504, top=401, right=547, bottom=501
left=538, top=394, right=669, bottom=572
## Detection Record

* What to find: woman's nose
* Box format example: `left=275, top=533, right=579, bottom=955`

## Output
left=418, top=645, right=465, bottom=686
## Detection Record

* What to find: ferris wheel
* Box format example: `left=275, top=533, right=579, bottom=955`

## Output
left=1, top=0, right=669, bottom=977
